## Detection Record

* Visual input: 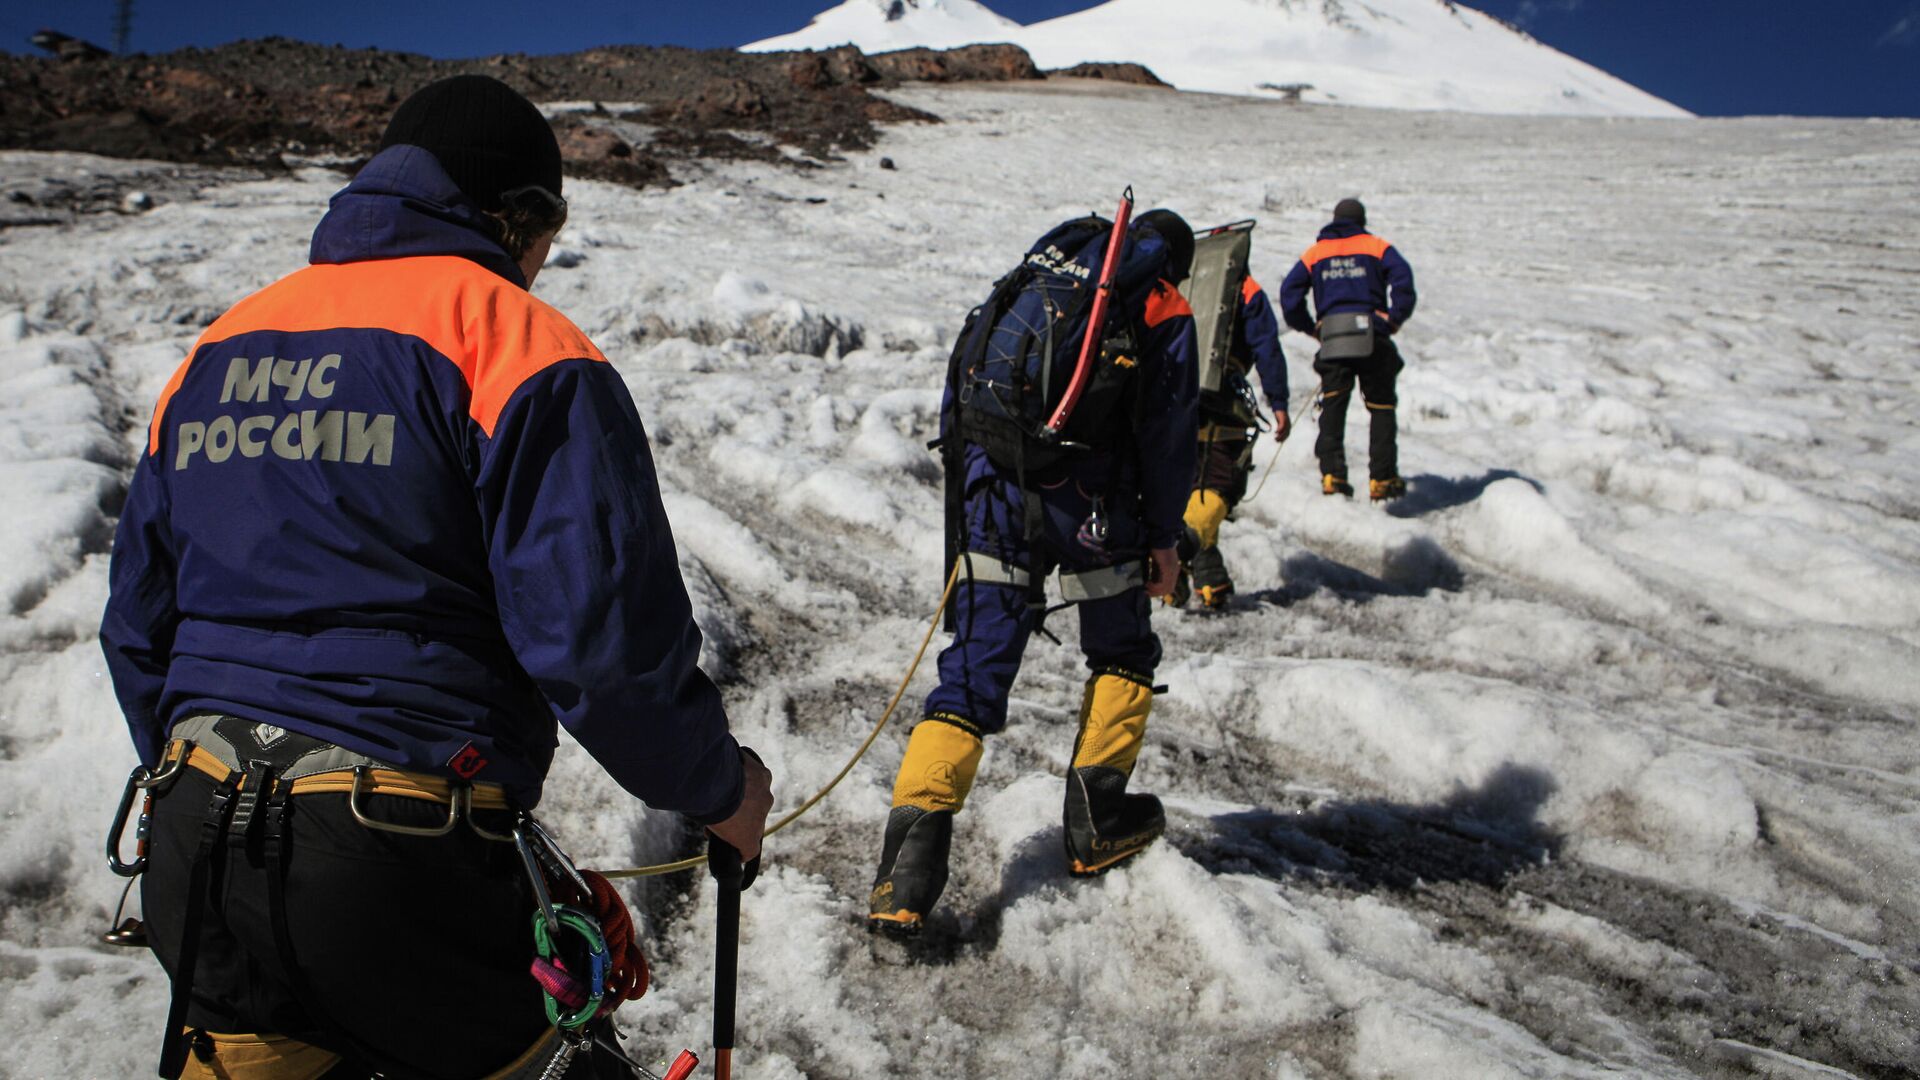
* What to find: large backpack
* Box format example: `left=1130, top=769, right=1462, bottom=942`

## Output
left=947, top=216, right=1175, bottom=476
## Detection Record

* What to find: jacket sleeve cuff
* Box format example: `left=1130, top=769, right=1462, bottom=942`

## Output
left=686, top=739, right=746, bottom=826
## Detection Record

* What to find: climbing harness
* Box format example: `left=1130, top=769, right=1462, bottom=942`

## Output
left=102, top=562, right=967, bottom=1072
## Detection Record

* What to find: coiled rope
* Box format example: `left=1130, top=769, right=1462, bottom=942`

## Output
left=599, top=560, right=961, bottom=880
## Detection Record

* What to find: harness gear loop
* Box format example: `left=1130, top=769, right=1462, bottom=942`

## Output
left=348, top=764, right=460, bottom=836
left=601, top=559, right=962, bottom=881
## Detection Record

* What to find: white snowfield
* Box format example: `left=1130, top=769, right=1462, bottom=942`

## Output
left=1, top=80, right=1917, bottom=1077
left=745, top=0, right=1693, bottom=119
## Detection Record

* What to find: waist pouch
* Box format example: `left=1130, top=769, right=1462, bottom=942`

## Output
left=1317, top=311, right=1375, bottom=360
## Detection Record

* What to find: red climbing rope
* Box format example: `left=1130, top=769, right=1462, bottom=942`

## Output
left=543, top=866, right=649, bottom=1014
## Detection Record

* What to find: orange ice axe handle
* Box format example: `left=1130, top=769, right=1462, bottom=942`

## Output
left=1045, top=186, right=1134, bottom=436
left=663, top=1050, right=700, bottom=1080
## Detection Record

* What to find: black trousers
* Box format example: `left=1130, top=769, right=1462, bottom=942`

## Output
left=143, top=765, right=621, bottom=1079
left=1195, top=428, right=1254, bottom=510
left=1313, top=340, right=1404, bottom=481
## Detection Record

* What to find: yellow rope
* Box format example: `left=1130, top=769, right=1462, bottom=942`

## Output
left=1243, top=437, right=1287, bottom=504
left=1245, top=384, right=1313, bottom=504
left=599, top=560, right=962, bottom=880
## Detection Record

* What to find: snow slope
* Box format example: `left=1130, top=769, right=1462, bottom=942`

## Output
left=1017, top=0, right=1690, bottom=116
left=745, top=0, right=1021, bottom=53
left=746, top=0, right=1691, bottom=118
left=2, top=83, right=1917, bottom=1078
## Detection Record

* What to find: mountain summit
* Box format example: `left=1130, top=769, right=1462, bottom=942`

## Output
left=745, top=0, right=1689, bottom=118
left=745, top=0, right=1021, bottom=53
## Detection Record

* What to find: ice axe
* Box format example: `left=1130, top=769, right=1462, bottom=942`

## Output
left=706, top=836, right=758, bottom=1079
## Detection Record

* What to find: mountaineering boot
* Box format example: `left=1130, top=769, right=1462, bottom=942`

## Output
left=1323, top=474, right=1354, bottom=497
left=869, top=806, right=954, bottom=938
left=1183, top=490, right=1229, bottom=551
left=1064, top=671, right=1165, bottom=877
left=869, top=717, right=983, bottom=936
left=1180, top=494, right=1233, bottom=609
left=1189, top=545, right=1233, bottom=610
left=1369, top=476, right=1407, bottom=502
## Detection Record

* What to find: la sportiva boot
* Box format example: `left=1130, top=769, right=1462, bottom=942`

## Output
left=1323, top=474, right=1354, bottom=497
left=1064, top=670, right=1165, bottom=877
left=1183, top=490, right=1229, bottom=550
left=1369, top=476, right=1407, bottom=502
left=869, top=716, right=983, bottom=936
left=1189, top=544, right=1233, bottom=610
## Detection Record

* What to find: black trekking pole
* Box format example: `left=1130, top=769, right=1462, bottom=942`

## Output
left=706, top=837, right=755, bottom=1080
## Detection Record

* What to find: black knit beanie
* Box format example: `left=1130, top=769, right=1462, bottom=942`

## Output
left=379, top=75, right=562, bottom=211
left=1136, top=208, right=1194, bottom=283
left=1332, top=197, right=1367, bottom=227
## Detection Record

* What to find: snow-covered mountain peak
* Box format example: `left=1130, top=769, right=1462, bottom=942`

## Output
left=743, top=0, right=1019, bottom=53
left=746, top=0, right=1690, bottom=118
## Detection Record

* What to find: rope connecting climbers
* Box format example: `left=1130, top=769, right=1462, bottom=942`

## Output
left=1244, top=438, right=1287, bottom=504
left=1245, top=384, right=1312, bottom=504
left=599, top=560, right=962, bottom=880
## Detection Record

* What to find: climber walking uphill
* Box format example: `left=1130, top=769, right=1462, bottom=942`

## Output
left=1170, top=220, right=1291, bottom=610
left=1278, top=198, right=1417, bottom=500
left=99, top=75, right=772, bottom=1079
left=868, top=198, right=1198, bottom=936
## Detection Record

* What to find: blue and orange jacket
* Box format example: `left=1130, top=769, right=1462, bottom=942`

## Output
left=1232, top=276, right=1289, bottom=411
left=99, top=146, right=744, bottom=819
left=1278, top=221, right=1417, bottom=337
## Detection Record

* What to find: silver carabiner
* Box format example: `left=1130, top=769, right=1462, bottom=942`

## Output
left=515, top=824, right=562, bottom=937
left=525, top=816, right=592, bottom=897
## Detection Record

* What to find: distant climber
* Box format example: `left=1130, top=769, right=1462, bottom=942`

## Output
left=1279, top=197, right=1417, bottom=500
left=1169, top=220, right=1291, bottom=611
left=868, top=204, right=1199, bottom=936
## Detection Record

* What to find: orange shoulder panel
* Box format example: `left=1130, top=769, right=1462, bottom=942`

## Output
left=1144, top=281, right=1193, bottom=328
left=149, top=256, right=605, bottom=453
left=1301, top=234, right=1391, bottom=271
left=1241, top=275, right=1264, bottom=303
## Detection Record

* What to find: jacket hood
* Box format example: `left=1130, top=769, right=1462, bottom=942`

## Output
left=309, top=145, right=525, bottom=287
left=1318, top=220, right=1370, bottom=241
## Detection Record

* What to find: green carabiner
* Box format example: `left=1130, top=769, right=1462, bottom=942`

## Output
left=531, top=904, right=610, bottom=1031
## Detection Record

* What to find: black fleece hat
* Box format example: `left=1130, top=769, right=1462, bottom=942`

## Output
left=1136, top=208, right=1194, bottom=283
left=379, top=75, right=562, bottom=211
left=1333, top=197, right=1367, bottom=226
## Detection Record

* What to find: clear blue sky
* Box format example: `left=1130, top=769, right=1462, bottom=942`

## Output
left=3, top=1, right=1915, bottom=118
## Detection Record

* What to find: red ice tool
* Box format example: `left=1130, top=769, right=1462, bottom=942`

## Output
left=1044, top=186, right=1135, bottom=436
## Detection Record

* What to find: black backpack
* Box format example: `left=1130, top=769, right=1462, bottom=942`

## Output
left=947, top=216, right=1176, bottom=476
